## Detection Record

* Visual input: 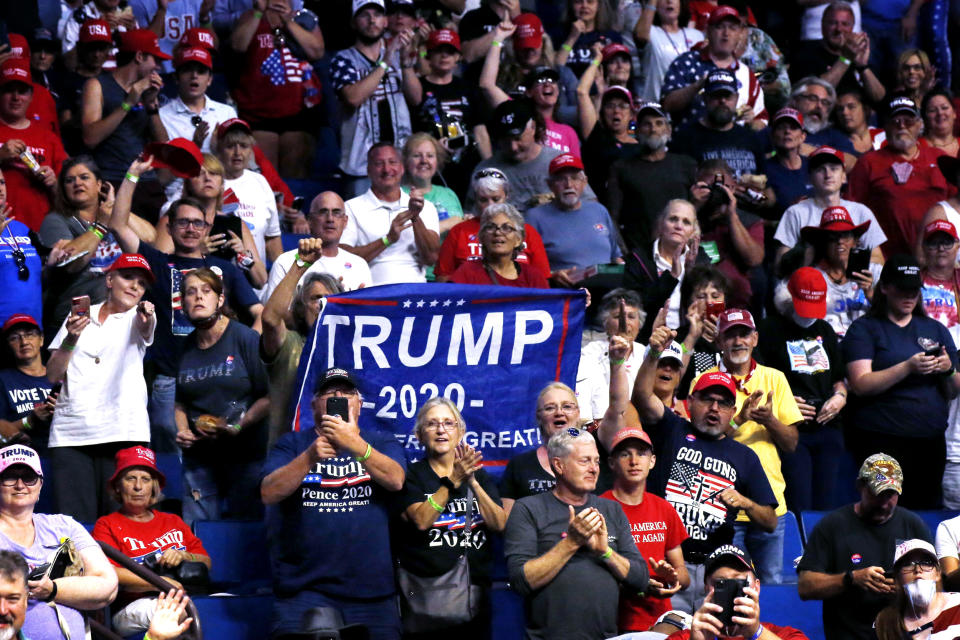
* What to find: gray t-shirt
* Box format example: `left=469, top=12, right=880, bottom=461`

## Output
left=504, top=491, right=649, bottom=640
left=773, top=198, right=888, bottom=250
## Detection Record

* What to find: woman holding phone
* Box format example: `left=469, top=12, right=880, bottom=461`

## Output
left=174, top=268, right=269, bottom=525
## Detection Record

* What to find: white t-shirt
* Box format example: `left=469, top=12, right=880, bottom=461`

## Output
left=342, top=189, right=440, bottom=285
left=261, top=247, right=373, bottom=302
left=640, top=26, right=704, bottom=103
left=774, top=197, right=888, bottom=250
left=49, top=303, right=155, bottom=447
left=937, top=513, right=960, bottom=559
left=575, top=339, right=647, bottom=422
left=223, top=170, right=281, bottom=264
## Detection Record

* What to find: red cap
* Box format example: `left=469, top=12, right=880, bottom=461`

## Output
left=179, top=27, right=216, bottom=51
left=1, top=314, right=40, bottom=334
left=602, top=85, right=634, bottom=108
left=548, top=153, right=584, bottom=175
left=601, top=42, right=631, bottom=62
left=925, top=219, right=959, bottom=241
left=788, top=267, right=827, bottom=319
left=8, top=33, right=29, bottom=60
left=426, top=28, right=461, bottom=52
left=609, top=427, right=653, bottom=453
left=0, top=59, right=32, bottom=87
left=707, top=5, right=743, bottom=25
left=174, top=46, right=213, bottom=70
left=691, top=371, right=737, bottom=398
left=143, top=138, right=203, bottom=179
left=79, top=19, right=113, bottom=45
left=513, top=13, right=543, bottom=51
left=109, top=446, right=166, bottom=489
left=216, top=117, right=252, bottom=139
left=773, top=107, right=803, bottom=127
left=118, top=29, right=172, bottom=60
left=106, top=253, right=156, bottom=283
left=716, top=308, right=756, bottom=334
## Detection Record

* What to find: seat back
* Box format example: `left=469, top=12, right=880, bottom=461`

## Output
left=192, top=519, right=272, bottom=592
left=192, top=594, right=275, bottom=640
left=761, top=584, right=824, bottom=640
left=781, top=511, right=803, bottom=583
left=800, top=511, right=827, bottom=546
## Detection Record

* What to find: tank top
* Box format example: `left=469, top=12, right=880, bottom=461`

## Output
left=92, top=73, right=152, bottom=181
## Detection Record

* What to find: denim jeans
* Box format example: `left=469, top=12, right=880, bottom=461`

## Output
left=733, top=514, right=786, bottom=584
left=271, top=590, right=400, bottom=640
left=780, top=426, right=845, bottom=512
left=148, top=374, right=179, bottom=454
left=181, top=455, right=263, bottom=527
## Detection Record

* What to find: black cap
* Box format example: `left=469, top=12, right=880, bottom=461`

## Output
left=703, top=69, right=738, bottom=95
left=386, top=0, right=416, bottom=14
left=522, top=65, right=559, bottom=90
left=491, top=99, right=536, bottom=138
left=885, top=95, right=920, bottom=120
left=704, top=544, right=755, bottom=576
left=879, top=254, right=922, bottom=290
left=30, top=28, right=59, bottom=49
left=314, top=368, right=358, bottom=395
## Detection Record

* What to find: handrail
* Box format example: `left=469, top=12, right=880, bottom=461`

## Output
left=89, top=617, right=124, bottom=640
left=95, top=541, right=203, bottom=640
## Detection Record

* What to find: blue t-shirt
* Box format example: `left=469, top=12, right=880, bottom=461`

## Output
left=525, top=200, right=621, bottom=270
left=0, top=220, right=42, bottom=328
left=841, top=314, right=959, bottom=438
left=264, top=427, right=407, bottom=599
left=137, top=241, right=260, bottom=376
left=763, top=156, right=812, bottom=215
left=806, top=127, right=856, bottom=155
left=646, top=409, right=777, bottom=556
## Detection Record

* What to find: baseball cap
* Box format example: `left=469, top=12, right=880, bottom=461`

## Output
left=353, top=0, right=386, bottom=16
left=491, top=99, right=535, bottom=138
left=216, top=117, right=253, bottom=139
left=513, top=13, right=543, bottom=51
left=691, top=371, right=737, bottom=398
left=1, top=314, right=40, bottom=335
left=79, top=19, right=113, bottom=45
left=548, top=153, right=584, bottom=175
left=703, top=69, right=738, bottom=95
left=637, top=101, right=668, bottom=119
left=707, top=5, right=743, bottom=26
left=799, top=205, right=871, bottom=244
left=174, top=46, right=213, bottom=70
left=386, top=0, right=416, bottom=14
left=426, top=29, right=460, bottom=52
left=109, top=445, right=166, bottom=489
left=602, top=85, right=634, bottom=108
left=893, top=539, right=937, bottom=567
left=315, top=367, right=358, bottom=395
left=886, top=95, right=920, bottom=120
left=924, top=219, right=958, bottom=242
left=8, top=33, right=29, bottom=60
left=858, top=453, right=903, bottom=495
left=601, top=42, right=631, bottom=62
left=118, top=29, right=172, bottom=60
left=879, top=254, right=922, bottom=290
left=179, top=27, right=216, bottom=50
left=659, top=341, right=684, bottom=365
left=106, top=253, right=156, bottom=283
left=0, top=59, right=32, bottom=88
left=143, top=138, right=203, bottom=179
left=788, top=267, right=828, bottom=319
left=0, top=445, right=43, bottom=478
left=808, top=145, right=845, bottom=170
left=716, top=308, right=755, bottom=335
left=773, top=107, right=803, bottom=128
left=30, top=28, right=59, bottom=51
left=609, top=427, right=654, bottom=454
left=704, top=544, right=755, bottom=576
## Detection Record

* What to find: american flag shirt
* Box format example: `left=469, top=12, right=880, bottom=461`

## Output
left=232, top=18, right=307, bottom=119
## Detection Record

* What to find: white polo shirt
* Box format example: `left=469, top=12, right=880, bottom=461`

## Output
left=342, top=189, right=440, bottom=285
left=158, top=95, right=238, bottom=154
left=49, top=303, right=155, bottom=447
left=261, top=247, right=373, bottom=302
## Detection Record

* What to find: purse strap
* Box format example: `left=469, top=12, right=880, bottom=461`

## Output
left=462, top=486, right=475, bottom=551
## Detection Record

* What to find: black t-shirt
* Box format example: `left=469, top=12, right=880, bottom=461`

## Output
left=393, top=461, right=501, bottom=584
left=500, top=449, right=557, bottom=501
left=581, top=126, right=644, bottom=197
left=670, top=122, right=765, bottom=180
left=797, top=504, right=932, bottom=640
left=756, top=314, right=843, bottom=428
left=564, top=30, right=623, bottom=79
left=459, top=6, right=501, bottom=86
left=788, top=40, right=867, bottom=98
left=414, top=77, right=480, bottom=139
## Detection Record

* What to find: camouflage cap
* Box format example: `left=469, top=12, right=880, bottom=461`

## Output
left=858, top=453, right=903, bottom=495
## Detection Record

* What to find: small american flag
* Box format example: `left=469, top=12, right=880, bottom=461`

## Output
left=261, top=46, right=304, bottom=86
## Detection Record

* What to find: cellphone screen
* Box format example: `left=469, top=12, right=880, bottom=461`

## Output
left=326, top=397, right=349, bottom=421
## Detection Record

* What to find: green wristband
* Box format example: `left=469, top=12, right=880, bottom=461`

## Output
left=381, top=235, right=392, bottom=247
left=125, top=172, right=140, bottom=184
left=253, top=10, right=263, bottom=18
left=120, top=101, right=132, bottom=112
left=601, top=547, right=613, bottom=560
left=611, top=358, right=626, bottom=366
left=561, top=43, right=573, bottom=52
left=492, top=40, right=502, bottom=48
left=91, top=228, right=105, bottom=240
left=21, top=416, right=30, bottom=432
left=61, top=342, right=75, bottom=352
left=427, top=495, right=444, bottom=513
left=356, top=443, right=372, bottom=462
left=837, top=56, right=852, bottom=66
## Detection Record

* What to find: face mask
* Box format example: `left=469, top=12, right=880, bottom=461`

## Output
left=904, top=578, right=937, bottom=613
left=792, top=310, right=817, bottom=328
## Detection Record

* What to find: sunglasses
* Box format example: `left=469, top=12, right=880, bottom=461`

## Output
left=474, top=169, right=507, bottom=181
left=12, top=249, right=28, bottom=281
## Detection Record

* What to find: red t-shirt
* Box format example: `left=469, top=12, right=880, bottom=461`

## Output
left=232, top=18, right=306, bottom=121
left=30, top=85, right=61, bottom=137
left=847, top=145, right=954, bottom=257
left=435, top=218, right=551, bottom=279
left=600, top=490, right=689, bottom=632
left=450, top=259, right=549, bottom=288
left=668, top=623, right=808, bottom=640
left=0, top=120, right=67, bottom=231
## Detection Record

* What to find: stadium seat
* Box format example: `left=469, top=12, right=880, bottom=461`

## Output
left=281, top=233, right=310, bottom=253
left=916, top=511, right=960, bottom=538
left=781, top=511, right=803, bottom=583
left=192, top=520, right=272, bottom=593
left=155, top=454, right=183, bottom=501
left=490, top=533, right=508, bottom=582
left=490, top=582, right=524, bottom=640
left=191, top=594, right=274, bottom=640
left=762, top=584, right=824, bottom=640
left=800, top=511, right=827, bottom=546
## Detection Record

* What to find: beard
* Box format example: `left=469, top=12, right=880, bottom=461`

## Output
left=726, top=349, right=752, bottom=365
left=706, top=105, right=735, bottom=127
left=803, top=115, right=828, bottom=134
left=356, top=27, right=385, bottom=45
left=0, top=623, right=17, bottom=640
left=558, top=192, right=581, bottom=209
left=887, top=132, right=918, bottom=153
left=637, top=132, right=670, bottom=152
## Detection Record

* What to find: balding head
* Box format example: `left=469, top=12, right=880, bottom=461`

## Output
left=307, top=191, right=348, bottom=246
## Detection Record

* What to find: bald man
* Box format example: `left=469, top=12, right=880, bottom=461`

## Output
left=261, top=191, right=374, bottom=301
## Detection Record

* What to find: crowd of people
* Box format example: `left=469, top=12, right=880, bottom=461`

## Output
left=1, top=0, right=960, bottom=637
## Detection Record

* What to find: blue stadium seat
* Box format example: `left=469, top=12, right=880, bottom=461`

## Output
left=781, top=511, right=803, bottom=583
left=490, top=582, right=524, bottom=640
left=281, top=233, right=310, bottom=253
left=155, top=454, right=183, bottom=501
left=192, top=520, right=272, bottom=593
left=490, top=533, right=508, bottom=582
left=916, top=510, right=960, bottom=538
left=191, top=594, right=274, bottom=640
left=762, top=584, right=824, bottom=640
left=800, top=511, right=827, bottom=546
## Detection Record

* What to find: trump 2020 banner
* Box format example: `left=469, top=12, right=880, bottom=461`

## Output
left=290, top=283, right=585, bottom=468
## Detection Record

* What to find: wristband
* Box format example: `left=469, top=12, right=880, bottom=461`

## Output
left=600, top=547, right=613, bottom=560
left=419, top=50, right=427, bottom=58
left=61, top=342, right=75, bottom=352
left=492, top=39, right=502, bottom=48
left=837, top=56, right=852, bottom=66
left=124, top=172, right=140, bottom=184
left=21, top=416, right=30, bottom=432
left=648, top=350, right=661, bottom=359
left=843, top=569, right=854, bottom=589
left=833, top=390, right=847, bottom=398
left=144, top=636, right=156, bottom=640
left=610, top=358, right=626, bottom=366
left=91, top=228, right=105, bottom=240
left=120, top=101, right=132, bottom=112
left=680, top=343, right=689, bottom=354
left=730, top=418, right=740, bottom=429
left=591, top=58, right=602, bottom=67
left=749, top=624, right=764, bottom=640
left=253, top=10, right=263, bottom=18
left=228, top=423, right=241, bottom=432
left=294, top=252, right=313, bottom=268
left=44, top=580, right=57, bottom=603
left=356, top=443, right=373, bottom=462
left=382, top=235, right=392, bottom=247
left=427, top=495, right=444, bottom=513
left=378, top=60, right=390, bottom=71
left=561, top=43, right=573, bottom=52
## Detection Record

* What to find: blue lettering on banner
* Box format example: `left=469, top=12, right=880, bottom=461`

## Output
left=290, top=284, right=585, bottom=474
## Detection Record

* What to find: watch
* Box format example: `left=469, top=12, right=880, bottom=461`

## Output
left=439, top=476, right=456, bottom=491
left=843, top=569, right=854, bottom=589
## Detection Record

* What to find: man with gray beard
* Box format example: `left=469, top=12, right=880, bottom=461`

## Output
left=788, top=77, right=853, bottom=151
left=604, top=102, right=697, bottom=252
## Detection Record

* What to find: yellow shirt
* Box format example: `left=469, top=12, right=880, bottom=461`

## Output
left=691, top=363, right=803, bottom=520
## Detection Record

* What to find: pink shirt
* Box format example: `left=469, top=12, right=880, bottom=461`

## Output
left=544, top=120, right=581, bottom=155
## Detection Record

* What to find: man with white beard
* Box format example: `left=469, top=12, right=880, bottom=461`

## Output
left=690, top=309, right=802, bottom=589
left=789, top=77, right=852, bottom=150
left=604, top=102, right=697, bottom=252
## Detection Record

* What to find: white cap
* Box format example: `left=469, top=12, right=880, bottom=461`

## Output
left=659, top=341, right=684, bottom=364
left=893, top=539, right=938, bottom=566
left=353, top=0, right=385, bottom=16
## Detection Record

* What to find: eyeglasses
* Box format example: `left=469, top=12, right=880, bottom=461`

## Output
left=890, top=115, right=919, bottom=128
left=925, top=238, right=957, bottom=250
left=474, top=169, right=507, bottom=181
left=5, top=330, right=39, bottom=343
left=191, top=115, right=203, bottom=128
left=694, top=394, right=737, bottom=409
left=423, top=420, right=458, bottom=432
left=310, top=209, right=346, bottom=219
left=898, top=560, right=937, bottom=575
left=797, top=94, right=834, bottom=108
left=12, top=249, right=28, bottom=281
left=172, top=219, right=210, bottom=230
left=481, top=223, right=518, bottom=235
left=901, top=63, right=925, bottom=73
left=540, top=403, right=579, bottom=414
left=0, top=472, right=40, bottom=487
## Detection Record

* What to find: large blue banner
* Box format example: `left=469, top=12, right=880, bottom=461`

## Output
left=290, top=283, right=585, bottom=469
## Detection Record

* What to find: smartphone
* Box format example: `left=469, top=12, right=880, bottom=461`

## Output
left=27, top=564, right=49, bottom=582
left=56, top=250, right=90, bottom=267
left=291, top=196, right=305, bottom=212
left=706, top=301, right=725, bottom=318
left=49, top=382, right=62, bottom=397
left=845, top=249, right=871, bottom=279
left=71, top=295, right=90, bottom=317
left=326, top=396, right=349, bottom=421
left=617, top=300, right=627, bottom=334
left=712, top=578, right=749, bottom=626
left=209, top=215, right=243, bottom=259
left=925, top=345, right=942, bottom=357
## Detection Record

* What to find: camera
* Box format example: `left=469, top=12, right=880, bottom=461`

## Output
left=699, top=173, right=732, bottom=230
